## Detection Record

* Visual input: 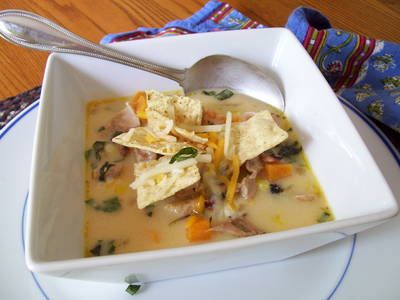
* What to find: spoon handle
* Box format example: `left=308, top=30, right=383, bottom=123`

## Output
left=0, top=10, right=185, bottom=84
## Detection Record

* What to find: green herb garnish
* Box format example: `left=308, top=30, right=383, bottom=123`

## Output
left=269, top=141, right=302, bottom=159
left=203, top=89, right=234, bottom=100
left=84, top=149, right=93, bottom=160
left=92, top=141, right=106, bottom=160
left=215, top=89, right=234, bottom=100
left=98, top=126, right=106, bottom=132
left=126, top=284, right=141, bottom=295
left=99, top=161, right=115, bottom=181
left=169, top=147, right=198, bottom=164
left=111, top=131, right=124, bottom=139
left=278, top=141, right=302, bottom=157
left=90, top=240, right=116, bottom=256
left=145, top=204, right=155, bottom=217
left=317, top=211, right=332, bottom=223
left=202, top=90, right=217, bottom=96
left=85, top=197, right=121, bottom=212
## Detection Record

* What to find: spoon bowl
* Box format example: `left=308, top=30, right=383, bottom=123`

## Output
left=0, top=9, right=284, bottom=110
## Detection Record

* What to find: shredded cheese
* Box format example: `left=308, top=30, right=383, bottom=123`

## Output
left=224, top=111, right=232, bottom=158
left=130, top=158, right=197, bottom=189
left=207, top=141, right=218, bottom=149
left=196, top=154, right=212, bottom=163
left=213, top=137, right=224, bottom=169
left=217, top=175, right=230, bottom=187
left=144, top=127, right=177, bottom=143
left=225, top=154, right=240, bottom=210
left=178, top=124, right=225, bottom=133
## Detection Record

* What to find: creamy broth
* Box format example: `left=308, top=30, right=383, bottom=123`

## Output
left=84, top=91, right=333, bottom=256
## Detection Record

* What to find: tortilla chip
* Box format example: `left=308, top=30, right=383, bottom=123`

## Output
left=146, top=90, right=202, bottom=126
left=230, top=110, right=288, bottom=164
left=146, top=90, right=175, bottom=119
left=146, top=110, right=174, bottom=136
left=112, top=127, right=190, bottom=156
left=133, top=158, right=200, bottom=208
left=172, top=126, right=208, bottom=144
left=170, top=95, right=202, bottom=125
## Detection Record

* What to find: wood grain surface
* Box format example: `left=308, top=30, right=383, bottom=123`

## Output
left=0, top=0, right=399, bottom=99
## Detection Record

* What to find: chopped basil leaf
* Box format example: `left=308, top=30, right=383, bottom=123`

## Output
left=85, top=197, right=121, bottom=212
left=215, top=89, right=234, bottom=100
left=169, top=147, right=198, bottom=164
left=203, top=89, right=234, bottom=100
left=85, top=198, right=95, bottom=206
left=126, top=284, right=141, bottom=295
left=270, top=183, right=284, bottom=194
left=111, top=131, right=124, bottom=139
left=89, top=241, right=101, bottom=256
left=279, top=141, right=302, bottom=157
left=317, top=211, right=332, bottom=223
left=202, top=90, right=217, bottom=96
left=92, top=141, right=106, bottom=160
left=84, top=149, right=93, bottom=160
left=99, top=161, right=115, bottom=181
left=270, top=141, right=302, bottom=159
left=145, top=204, right=155, bottom=217
left=98, top=126, right=106, bottom=132
left=90, top=240, right=116, bottom=256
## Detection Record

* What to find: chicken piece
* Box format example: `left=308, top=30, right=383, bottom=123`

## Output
left=237, top=176, right=257, bottom=200
left=132, top=148, right=157, bottom=162
left=210, top=218, right=265, bottom=237
left=260, top=152, right=280, bottom=163
left=245, top=157, right=263, bottom=178
left=236, top=157, right=263, bottom=201
left=164, top=198, right=197, bottom=222
left=107, top=105, right=140, bottom=133
left=174, top=182, right=202, bottom=200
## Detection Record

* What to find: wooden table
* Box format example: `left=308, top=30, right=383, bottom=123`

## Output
left=0, top=0, right=399, bottom=100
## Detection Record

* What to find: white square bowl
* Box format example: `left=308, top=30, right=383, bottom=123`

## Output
left=26, top=28, right=398, bottom=283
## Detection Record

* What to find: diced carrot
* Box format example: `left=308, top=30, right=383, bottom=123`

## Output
left=185, top=215, right=212, bottom=242
left=146, top=229, right=161, bottom=243
left=232, top=114, right=241, bottom=122
left=129, top=91, right=147, bottom=120
left=264, top=163, right=293, bottom=181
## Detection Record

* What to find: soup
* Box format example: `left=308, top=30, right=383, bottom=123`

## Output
left=84, top=90, right=333, bottom=257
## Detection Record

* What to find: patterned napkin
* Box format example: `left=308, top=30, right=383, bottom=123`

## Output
left=2, top=1, right=399, bottom=137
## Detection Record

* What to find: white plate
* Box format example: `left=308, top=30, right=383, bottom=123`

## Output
left=0, top=98, right=398, bottom=299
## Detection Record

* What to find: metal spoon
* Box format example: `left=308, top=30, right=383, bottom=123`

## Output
left=0, top=10, right=284, bottom=110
